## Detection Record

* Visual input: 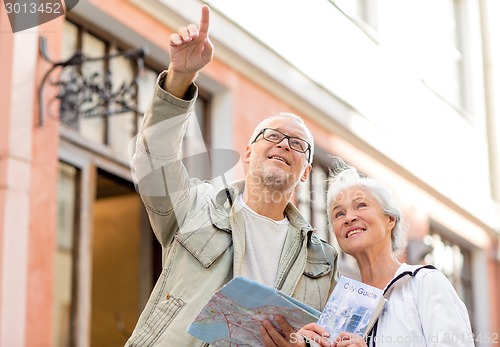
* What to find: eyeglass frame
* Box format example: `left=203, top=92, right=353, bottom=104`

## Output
left=251, top=128, right=312, bottom=164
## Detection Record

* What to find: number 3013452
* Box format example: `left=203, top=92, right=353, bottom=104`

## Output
left=5, top=2, right=62, bottom=14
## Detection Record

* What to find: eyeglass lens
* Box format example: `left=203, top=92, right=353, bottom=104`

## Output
left=263, top=129, right=308, bottom=152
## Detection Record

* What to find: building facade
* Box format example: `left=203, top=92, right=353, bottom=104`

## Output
left=0, top=0, right=499, bottom=346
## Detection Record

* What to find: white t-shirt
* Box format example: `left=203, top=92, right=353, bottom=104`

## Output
left=237, top=195, right=289, bottom=287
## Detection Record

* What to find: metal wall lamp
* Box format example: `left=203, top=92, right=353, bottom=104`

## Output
left=38, top=36, right=148, bottom=127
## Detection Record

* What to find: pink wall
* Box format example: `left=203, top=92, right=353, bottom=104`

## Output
left=25, top=16, right=65, bottom=347
left=0, top=3, right=14, bottom=344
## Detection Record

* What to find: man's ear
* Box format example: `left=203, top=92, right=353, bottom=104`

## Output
left=300, top=164, right=312, bottom=182
left=243, top=145, right=251, bottom=165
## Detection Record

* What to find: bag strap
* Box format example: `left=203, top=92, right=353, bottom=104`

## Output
left=366, top=265, right=437, bottom=347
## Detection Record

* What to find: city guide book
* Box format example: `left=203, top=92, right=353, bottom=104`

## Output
left=317, top=275, right=386, bottom=342
left=187, top=275, right=385, bottom=346
left=187, top=276, right=321, bottom=346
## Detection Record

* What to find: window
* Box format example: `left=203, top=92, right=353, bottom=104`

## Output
left=60, top=20, right=140, bottom=160
left=333, top=0, right=370, bottom=22
left=61, top=19, right=211, bottom=160
left=182, top=96, right=212, bottom=179
left=54, top=162, right=79, bottom=347
left=424, top=232, right=475, bottom=330
left=297, top=163, right=329, bottom=241
left=417, top=0, right=465, bottom=110
left=331, top=0, right=378, bottom=36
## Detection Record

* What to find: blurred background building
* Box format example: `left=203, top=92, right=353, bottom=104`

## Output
left=0, top=0, right=499, bottom=346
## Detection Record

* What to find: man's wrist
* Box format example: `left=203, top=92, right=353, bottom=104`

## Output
left=164, top=69, right=198, bottom=99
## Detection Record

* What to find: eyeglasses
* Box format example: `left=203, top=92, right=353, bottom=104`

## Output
left=251, top=128, right=312, bottom=163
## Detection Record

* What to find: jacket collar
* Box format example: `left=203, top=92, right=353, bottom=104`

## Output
left=213, top=179, right=314, bottom=233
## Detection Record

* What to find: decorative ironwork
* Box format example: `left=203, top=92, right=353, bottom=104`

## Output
left=38, top=36, right=147, bottom=127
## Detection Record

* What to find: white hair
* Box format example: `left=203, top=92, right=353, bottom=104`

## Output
left=326, top=157, right=407, bottom=254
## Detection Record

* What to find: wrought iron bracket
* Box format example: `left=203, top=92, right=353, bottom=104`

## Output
left=38, top=36, right=148, bottom=127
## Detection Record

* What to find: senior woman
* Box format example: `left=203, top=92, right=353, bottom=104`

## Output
left=298, top=157, right=473, bottom=347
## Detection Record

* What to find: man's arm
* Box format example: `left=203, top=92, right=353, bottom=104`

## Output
left=131, top=5, right=214, bottom=247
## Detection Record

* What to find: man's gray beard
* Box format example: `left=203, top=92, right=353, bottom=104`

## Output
left=260, top=167, right=295, bottom=191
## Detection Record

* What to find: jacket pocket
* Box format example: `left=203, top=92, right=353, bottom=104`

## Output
left=303, top=259, right=332, bottom=278
left=127, top=292, right=185, bottom=346
left=176, top=225, right=232, bottom=268
left=295, top=258, right=333, bottom=311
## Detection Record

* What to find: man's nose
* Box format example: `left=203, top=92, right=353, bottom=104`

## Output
left=276, top=137, right=292, bottom=151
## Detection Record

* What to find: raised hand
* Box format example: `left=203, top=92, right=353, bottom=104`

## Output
left=165, top=5, right=214, bottom=98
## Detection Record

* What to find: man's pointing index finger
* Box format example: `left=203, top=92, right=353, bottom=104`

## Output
left=199, top=5, right=210, bottom=37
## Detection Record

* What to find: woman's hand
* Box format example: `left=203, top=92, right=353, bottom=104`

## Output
left=332, top=332, right=367, bottom=347
left=298, top=323, right=333, bottom=346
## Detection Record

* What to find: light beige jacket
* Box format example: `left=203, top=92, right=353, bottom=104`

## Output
left=126, top=71, right=338, bottom=346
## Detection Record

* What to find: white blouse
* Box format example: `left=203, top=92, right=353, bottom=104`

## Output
left=371, top=263, right=473, bottom=347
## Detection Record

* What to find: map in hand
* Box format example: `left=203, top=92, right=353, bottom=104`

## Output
left=188, top=276, right=320, bottom=346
